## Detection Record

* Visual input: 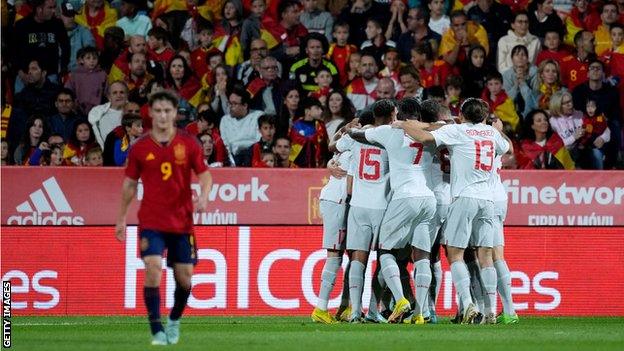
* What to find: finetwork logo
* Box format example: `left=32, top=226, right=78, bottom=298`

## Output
left=6, top=177, right=84, bottom=225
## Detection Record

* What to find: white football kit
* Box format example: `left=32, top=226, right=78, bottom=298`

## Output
left=319, top=150, right=352, bottom=250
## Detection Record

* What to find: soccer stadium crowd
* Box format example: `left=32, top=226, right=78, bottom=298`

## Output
left=1, top=0, right=623, bottom=169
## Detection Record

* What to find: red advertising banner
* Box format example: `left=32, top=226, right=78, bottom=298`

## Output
left=2, top=226, right=623, bottom=316
left=1, top=168, right=623, bottom=226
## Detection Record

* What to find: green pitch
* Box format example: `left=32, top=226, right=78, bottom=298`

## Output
left=10, top=316, right=624, bottom=351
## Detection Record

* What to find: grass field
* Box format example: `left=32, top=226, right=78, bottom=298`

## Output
left=10, top=316, right=624, bottom=351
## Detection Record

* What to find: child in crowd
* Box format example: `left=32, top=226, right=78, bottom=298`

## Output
left=536, top=30, right=570, bottom=65
left=260, top=150, right=276, bottom=167
left=379, top=49, right=402, bottom=92
left=251, top=114, right=276, bottom=167
left=481, top=72, right=520, bottom=131
left=445, top=75, right=463, bottom=116
left=84, top=146, right=104, bottom=166
left=309, top=67, right=334, bottom=105
left=361, top=18, right=396, bottom=66
left=346, top=52, right=362, bottom=84
left=327, top=21, right=358, bottom=86
left=103, top=113, right=144, bottom=166
left=190, top=20, right=218, bottom=78
left=427, top=0, right=450, bottom=36
left=579, top=99, right=609, bottom=147
left=65, top=46, right=107, bottom=115
left=147, top=27, right=176, bottom=70
left=63, top=120, right=97, bottom=166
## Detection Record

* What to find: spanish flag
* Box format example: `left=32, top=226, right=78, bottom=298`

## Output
left=517, top=134, right=575, bottom=170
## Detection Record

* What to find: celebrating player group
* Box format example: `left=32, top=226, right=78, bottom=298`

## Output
left=312, top=97, right=519, bottom=325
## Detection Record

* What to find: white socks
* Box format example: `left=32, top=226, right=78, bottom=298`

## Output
left=450, top=261, right=473, bottom=314
left=316, top=256, right=341, bottom=311
left=480, top=266, right=497, bottom=315
left=494, top=259, right=515, bottom=315
left=380, top=253, right=404, bottom=302
left=348, top=261, right=366, bottom=319
left=414, top=259, right=432, bottom=315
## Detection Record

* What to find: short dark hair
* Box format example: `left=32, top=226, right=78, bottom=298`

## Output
left=196, top=17, right=214, bottom=34
left=147, top=27, right=169, bottom=42
left=510, top=44, right=529, bottom=59
left=278, top=0, right=299, bottom=21
left=228, top=84, right=251, bottom=106
left=485, top=71, right=503, bottom=83
left=573, top=30, right=589, bottom=46
left=424, top=85, right=445, bottom=100
left=121, top=113, right=142, bottom=128
left=303, top=32, right=329, bottom=54
left=588, top=58, right=605, bottom=71
left=420, top=99, right=445, bottom=123
left=301, top=97, right=323, bottom=110
left=445, top=75, right=463, bottom=90
left=399, top=65, right=420, bottom=80
left=258, top=114, right=276, bottom=128
left=197, top=108, right=219, bottom=125
left=357, top=109, right=375, bottom=126
left=76, top=46, right=99, bottom=61
left=148, top=90, right=179, bottom=108
left=397, top=97, right=421, bottom=121
left=460, top=98, right=490, bottom=124
left=373, top=99, right=396, bottom=121
left=57, top=88, right=76, bottom=100
left=332, top=20, right=349, bottom=32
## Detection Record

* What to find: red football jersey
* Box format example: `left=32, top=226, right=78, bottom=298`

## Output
left=560, top=55, right=589, bottom=90
left=126, top=130, right=208, bottom=234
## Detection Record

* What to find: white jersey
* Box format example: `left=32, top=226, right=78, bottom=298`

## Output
left=336, top=134, right=390, bottom=210
left=365, top=125, right=434, bottom=200
left=430, top=123, right=510, bottom=201
left=319, top=150, right=353, bottom=203
left=490, top=155, right=508, bottom=203
left=429, top=147, right=452, bottom=205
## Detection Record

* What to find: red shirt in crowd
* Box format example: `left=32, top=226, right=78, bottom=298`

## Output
left=125, top=131, right=208, bottom=234
left=560, top=54, right=589, bottom=90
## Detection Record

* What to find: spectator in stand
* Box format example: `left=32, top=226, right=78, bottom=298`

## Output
left=165, top=55, right=202, bottom=110
left=191, top=19, right=219, bottom=78
left=198, top=132, right=223, bottom=167
left=572, top=59, right=622, bottom=168
left=186, top=106, right=228, bottom=165
left=220, top=85, right=263, bottom=166
left=397, top=7, right=441, bottom=63
left=26, top=133, right=66, bottom=166
left=84, top=146, right=104, bottom=166
left=516, top=109, right=575, bottom=169
left=327, top=22, right=359, bottom=86
left=239, top=0, right=268, bottom=57
left=248, top=56, right=283, bottom=115
left=276, top=86, right=301, bottom=138
left=548, top=90, right=584, bottom=162
left=14, top=114, right=49, bottom=165
left=375, top=77, right=397, bottom=100
left=12, top=0, right=70, bottom=93
left=290, top=32, right=339, bottom=93
left=116, top=0, right=152, bottom=39
left=60, top=1, right=96, bottom=72
left=179, top=2, right=215, bottom=51
left=379, top=49, right=402, bottom=93
left=300, top=0, right=334, bottom=43
left=308, top=66, right=335, bottom=105
left=482, top=71, right=521, bottom=132
left=445, top=75, right=464, bottom=116
left=564, top=0, right=601, bottom=46
left=204, top=64, right=231, bottom=117
left=594, top=2, right=620, bottom=56
left=63, top=119, right=97, bottom=166
left=249, top=114, right=276, bottom=167
left=438, top=10, right=489, bottom=66
left=289, top=97, right=329, bottom=168
left=528, top=0, right=565, bottom=41
left=109, top=35, right=147, bottom=84
left=138, top=80, right=164, bottom=130
left=467, top=0, right=512, bottom=60
left=461, top=44, right=496, bottom=98
left=535, top=59, right=566, bottom=111
left=102, top=113, right=143, bottom=166
left=497, top=12, right=541, bottom=73
left=600, top=23, right=624, bottom=65
left=99, top=26, right=126, bottom=73
left=561, top=30, right=596, bottom=90
left=213, top=0, right=244, bottom=67
left=397, top=65, right=424, bottom=101
left=237, top=38, right=277, bottom=85
left=502, top=45, right=539, bottom=119
left=427, top=0, right=450, bottom=36
left=65, top=46, right=107, bottom=116
left=536, top=30, right=570, bottom=65
left=338, top=0, right=390, bottom=48
left=49, top=89, right=83, bottom=141
left=346, top=52, right=362, bottom=85
left=323, top=90, right=355, bottom=138
left=126, top=52, right=156, bottom=103
left=577, top=99, right=610, bottom=169
left=269, top=0, right=308, bottom=66
left=360, top=18, right=396, bottom=67
left=385, top=0, right=407, bottom=42
left=89, top=81, right=128, bottom=149
left=273, top=136, right=297, bottom=168
left=1, top=140, right=9, bottom=165
left=411, top=42, right=452, bottom=89
left=147, top=27, right=176, bottom=70
left=75, top=0, right=118, bottom=50
left=346, top=53, right=378, bottom=111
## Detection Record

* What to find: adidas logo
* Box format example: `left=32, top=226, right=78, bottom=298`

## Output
left=6, top=177, right=84, bottom=225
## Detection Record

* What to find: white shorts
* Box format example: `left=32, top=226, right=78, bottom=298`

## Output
left=320, top=200, right=347, bottom=250
left=346, top=206, right=385, bottom=251
left=378, top=196, right=436, bottom=252
left=493, top=200, right=508, bottom=247
left=443, top=197, right=495, bottom=249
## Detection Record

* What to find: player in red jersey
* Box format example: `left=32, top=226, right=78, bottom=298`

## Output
left=115, top=90, right=212, bottom=345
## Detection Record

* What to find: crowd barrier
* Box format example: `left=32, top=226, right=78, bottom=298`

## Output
left=1, top=226, right=623, bottom=316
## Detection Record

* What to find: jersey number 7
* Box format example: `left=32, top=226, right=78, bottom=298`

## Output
left=359, top=148, right=381, bottom=180
left=474, top=140, right=494, bottom=171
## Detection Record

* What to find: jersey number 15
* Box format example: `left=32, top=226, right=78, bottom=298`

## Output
left=359, top=148, right=381, bottom=180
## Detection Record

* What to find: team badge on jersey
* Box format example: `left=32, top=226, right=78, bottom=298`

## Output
left=174, top=143, right=186, bottom=165
left=145, top=152, right=155, bottom=161
left=299, top=74, right=307, bottom=83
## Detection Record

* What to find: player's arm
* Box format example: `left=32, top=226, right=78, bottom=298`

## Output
left=393, top=120, right=436, bottom=144
left=328, top=118, right=360, bottom=153
left=195, top=170, right=213, bottom=212
left=492, top=118, right=514, bottom=155
left=347, top=128, right=384, bottom=148
left=115, top=177, right=138, bottom=242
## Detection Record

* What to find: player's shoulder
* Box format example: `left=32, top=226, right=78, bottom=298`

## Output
left=175, top=129, right=202, bottom=146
